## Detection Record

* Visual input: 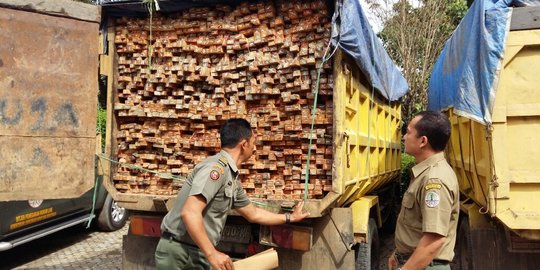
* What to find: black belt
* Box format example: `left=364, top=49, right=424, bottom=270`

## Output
left=395, top=252, right=449, bottom=266
left=429, top=260, right=450, bottom=266
left=161, top=231, right=198, bottom=248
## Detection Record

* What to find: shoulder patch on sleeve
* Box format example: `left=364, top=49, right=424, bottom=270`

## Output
left=425, top=191, right=440, bottom=208
left=424, top=183, right=442, bottom=191
left=209, top=169, right=221, bottom=181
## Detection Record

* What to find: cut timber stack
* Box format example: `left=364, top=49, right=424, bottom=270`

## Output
left=113, top=0, right=334, bottom=200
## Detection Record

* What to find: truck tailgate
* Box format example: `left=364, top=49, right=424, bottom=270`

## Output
left=0, top=2, right=100, bottom=200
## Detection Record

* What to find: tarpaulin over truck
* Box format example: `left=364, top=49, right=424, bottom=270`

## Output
left=99, top=0, right=409, bottom=102
left=330, top=0, right=408, bottom=101
left=428, top=0, right=540, bottom=124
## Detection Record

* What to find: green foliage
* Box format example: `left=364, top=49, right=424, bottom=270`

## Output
left=97, top=105, right=107, bottom=151
left=400, top=153, right=416, bottom=196
left=447, top=0, right=469, bottom=25
left=374, top=0, right=468, bottom=123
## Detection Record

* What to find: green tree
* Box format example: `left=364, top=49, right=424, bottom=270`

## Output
left=366, top=0, right=467, bottom=123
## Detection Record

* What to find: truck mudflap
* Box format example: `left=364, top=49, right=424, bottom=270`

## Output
left=122, top=214, right=162, bottom=269
left=123, top=233, right=160, bottom=270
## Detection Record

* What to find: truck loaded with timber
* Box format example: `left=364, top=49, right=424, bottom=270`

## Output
left=96, top=0, right=408, bottom=269
left=428, top=1, right=540, bottom=269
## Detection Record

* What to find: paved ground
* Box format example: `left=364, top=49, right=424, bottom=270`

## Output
left=0, top=224, right=128, bottom=270
left=379, top=232, right=395, bottom=270
left=1, top=221, right=395, bottom=270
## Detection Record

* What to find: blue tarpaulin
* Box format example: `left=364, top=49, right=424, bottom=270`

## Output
left=331, top=0, right=408, bottom=101
left=427, top=0, right=516, bottom=125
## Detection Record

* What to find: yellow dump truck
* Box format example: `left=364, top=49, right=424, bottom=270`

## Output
left=97, top=0, right=408, bottom=269
left=428, top=2, right=540, bottom=269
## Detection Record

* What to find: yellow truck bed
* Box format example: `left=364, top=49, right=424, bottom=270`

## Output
left=446, top=29, right=540, bottom=238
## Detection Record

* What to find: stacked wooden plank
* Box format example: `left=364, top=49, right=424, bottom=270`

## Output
left=113, top=0, right=334, bottom=199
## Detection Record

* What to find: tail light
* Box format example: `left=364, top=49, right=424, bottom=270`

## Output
left=129, top=215, right=162, bottom=237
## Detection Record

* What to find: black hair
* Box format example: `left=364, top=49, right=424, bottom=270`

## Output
left=220, top=118, right=253, bottom=148
left=414, top=111, right=451, bottom=151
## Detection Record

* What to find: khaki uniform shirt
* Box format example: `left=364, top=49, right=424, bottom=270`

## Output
left=161, top=150, right=250, bottom=246
left=395, top=152, right=459, bottom=261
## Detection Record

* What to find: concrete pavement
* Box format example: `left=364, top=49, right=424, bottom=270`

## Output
left=1, top=223, right=127, bottom=270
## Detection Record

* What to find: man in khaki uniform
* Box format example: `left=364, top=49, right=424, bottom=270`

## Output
left=155, top=118, right=309, bottom=270
left=388, top=111, right=459, bottom=270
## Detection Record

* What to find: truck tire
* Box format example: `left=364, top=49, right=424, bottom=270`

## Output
left=381, top=201, right=398, bottom=234
left=456, top=216, right=473, bottom=270
left=381, top=205, right=397, bottom=233
left=381, top=182, right=398, bottom=233
left=97, top=193, right=128, bottom=231
left=355, top=218, right=380, bottom=270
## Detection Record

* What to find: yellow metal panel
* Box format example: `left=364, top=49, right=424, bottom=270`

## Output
left=446, top=112, right=491, bottom=208
left=494, top=28, right=540, bottom=231
left=333, top=50, right=401, bottom=207
left=350, top=196, right=380, bottom=242
left=446, top=29, right=540, bottom=235
left=504, top=28, right=540, bottom=46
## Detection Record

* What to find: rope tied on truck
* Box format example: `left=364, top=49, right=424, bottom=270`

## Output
left=143, top=0, right=161, bottom=72
left=303, top=6, right=340, bottom=201
left=86, top=155, right=107, bottom=228
left=96, top=153, right=287, bottom=211
left=484, top=123, right=498, bottom=215
left=95, top=153, right=186, bottom=183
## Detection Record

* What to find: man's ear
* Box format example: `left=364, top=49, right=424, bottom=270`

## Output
left=239, top=139, right=248, bottom=150
left=420, top=136, right=429, bottom=148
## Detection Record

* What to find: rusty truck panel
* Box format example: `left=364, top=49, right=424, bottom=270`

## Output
left=0, top=5, right=100, bottom=201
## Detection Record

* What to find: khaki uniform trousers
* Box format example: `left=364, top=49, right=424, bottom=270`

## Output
left=155, top=237, right=211, bottom=270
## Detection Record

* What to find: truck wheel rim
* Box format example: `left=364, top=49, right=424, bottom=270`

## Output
left=111, top=201, right=126, bottom=223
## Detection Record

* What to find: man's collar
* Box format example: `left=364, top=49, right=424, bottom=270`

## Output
left=411, top=152, right=445, bottom=178
left=220, top=150, right=238, bottom=173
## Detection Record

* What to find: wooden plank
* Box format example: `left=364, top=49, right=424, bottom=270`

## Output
left=101, top=21, right=119, bottom=201
left=0, top=0, right=100, bottom=22
left=511, top=6, right=540, bottom=31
